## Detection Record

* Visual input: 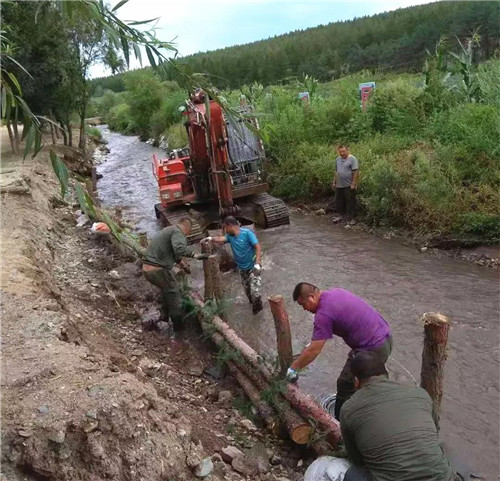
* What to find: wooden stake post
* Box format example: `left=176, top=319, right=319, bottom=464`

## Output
left=268, top=295, right=294, bottom=377
left=419, top=312, right=450, bottom=430
left=203, top=254, right=223, bottom=301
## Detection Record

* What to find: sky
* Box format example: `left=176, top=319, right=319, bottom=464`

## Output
left=90, top=0, right=433, bottom=78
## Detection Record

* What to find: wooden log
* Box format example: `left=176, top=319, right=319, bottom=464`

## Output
left=203, top=255, right=223, bottom=301
left=268, top=295, right=293, bottom=377
left=211, top=332, right=312, bottom=445
left=419, top=312, right=450, bottom=430
left=226, top=361, right=280, bottom=436
left=204, top=309, right=342, bottom=446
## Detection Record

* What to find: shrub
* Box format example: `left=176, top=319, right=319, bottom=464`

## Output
left=458, top=212, right=500, bottom=240
left=106, top=102, right=133, bottom=133
left=85, top=125, right=102, bottom=140
left=429, top=103, right=500, bottom=159
left=165, top=122, right=188, bottom=149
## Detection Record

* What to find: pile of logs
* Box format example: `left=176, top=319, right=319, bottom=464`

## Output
left=196, top=256, right=342, bottom=454
left=196, top=255, right=451, bottom=453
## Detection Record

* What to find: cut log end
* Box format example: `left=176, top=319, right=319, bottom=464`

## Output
left=268, top=294, right=284, bottom=303
left=420, top=312, right=450, bottom=326
left=291, top=424, right=313, bottom=445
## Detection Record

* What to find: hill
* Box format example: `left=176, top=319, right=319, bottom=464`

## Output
left=92, top=1, right=499, bottom=91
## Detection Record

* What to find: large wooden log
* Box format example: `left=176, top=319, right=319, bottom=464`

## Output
left=268, top=295, right=293, bottom=377
left=211, top=333, right=312, bottom=445
left=201, top=307, right=342, bottom=446
left=420, top=312, right=450, bottom=430
left=203, top=255, right=223, bottom=301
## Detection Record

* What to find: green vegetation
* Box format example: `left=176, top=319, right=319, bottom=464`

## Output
left=90, top=36, right=500, bottom=240
left=92, top=1, right=498, bottom=90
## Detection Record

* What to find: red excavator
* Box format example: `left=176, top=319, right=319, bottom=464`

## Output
left=152, top=90, right=289, bottom=241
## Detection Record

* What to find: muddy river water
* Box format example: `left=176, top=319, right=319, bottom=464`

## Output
left=96, top=127, right=499, bottom=479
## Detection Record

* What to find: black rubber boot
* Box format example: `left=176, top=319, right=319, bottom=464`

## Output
left=252, top=298, right=263, bottom=315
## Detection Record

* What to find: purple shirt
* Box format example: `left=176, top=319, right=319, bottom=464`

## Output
left=312, top=288, right=390, bottom=349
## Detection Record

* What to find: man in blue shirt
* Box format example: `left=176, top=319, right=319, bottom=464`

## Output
left=203, top=216, right=263, bottom=314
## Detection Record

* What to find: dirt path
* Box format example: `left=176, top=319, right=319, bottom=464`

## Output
left=1, top=142, right=307, bottom=481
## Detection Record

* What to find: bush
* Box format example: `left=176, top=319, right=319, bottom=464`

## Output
left=150, top=89, right=187, bottom=141
left=107, top=102, right=134, bottom=133
left=429, top=103, right=500, bottom=159
left=458, top=213, right=500, bottom=240
left=165, top=122, right=188, bottom=149
left=85, top=125, right=102, bottom=140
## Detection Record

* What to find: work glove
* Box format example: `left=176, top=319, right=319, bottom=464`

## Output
left=253, top=263, right=262, bottom=275
left=194, top=253, right=210, bottom=260
left=201, top=237, right=213, bottom=243
left=286, top=367, right=299, bottom=383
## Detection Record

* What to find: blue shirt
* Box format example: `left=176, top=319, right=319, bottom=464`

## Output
left=225, top=228, right=259, bottom=270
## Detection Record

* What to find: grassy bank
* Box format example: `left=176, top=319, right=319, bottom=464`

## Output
left=89, top=59, right=500, bottom=241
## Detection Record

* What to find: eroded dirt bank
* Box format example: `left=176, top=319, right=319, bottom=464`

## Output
left=1, top=146, right=307, bottom=481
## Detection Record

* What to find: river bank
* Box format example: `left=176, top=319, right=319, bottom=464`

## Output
left=1, top=132, right=308, bottom=481
left=93, top=126, right=499, bottom=479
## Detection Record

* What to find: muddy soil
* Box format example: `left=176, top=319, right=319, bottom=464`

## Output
left=1, top=141, right=307, bottom=481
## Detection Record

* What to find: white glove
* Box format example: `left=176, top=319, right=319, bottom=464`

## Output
left=253, top=263, right=261, bottom=274
left=286, top=367, right=299, bottom=383
left=201, top=236, right=213, bottom=243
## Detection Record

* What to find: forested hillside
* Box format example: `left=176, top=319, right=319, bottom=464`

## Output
left=93, top=1, right=499, bottom=92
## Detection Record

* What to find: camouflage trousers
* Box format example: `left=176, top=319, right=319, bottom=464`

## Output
left=239, top=269, right=261, bottom=304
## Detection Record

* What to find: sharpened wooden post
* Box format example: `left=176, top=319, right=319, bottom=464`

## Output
left=204, top=254, right=222, bottom=301
left=419, top=312, right=450, bottom=430
left=268, top=295, right=293, bottom=377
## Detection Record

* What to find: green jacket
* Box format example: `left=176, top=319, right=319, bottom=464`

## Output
left=340, top=376, right=454, bottom=481
left=143, top=226, right=195, bottom=270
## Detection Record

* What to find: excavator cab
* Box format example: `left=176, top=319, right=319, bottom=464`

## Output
left=153, top=92, right=289, bottom=242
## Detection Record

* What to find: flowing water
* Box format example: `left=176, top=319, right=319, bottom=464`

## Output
left=96, top=127, right=499, bottom=479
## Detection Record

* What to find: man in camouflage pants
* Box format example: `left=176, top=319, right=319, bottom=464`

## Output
left=202, top=216, right=263, bottom=314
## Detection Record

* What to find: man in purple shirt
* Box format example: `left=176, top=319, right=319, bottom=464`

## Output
left=288, top=283, right=392, bottom=420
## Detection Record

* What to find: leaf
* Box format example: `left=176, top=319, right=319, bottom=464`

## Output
left=7, top=72, right=22, bottom=95
left=145, top=46, right=156, bottom=68
left=50, top=150, right=69, bottom=198
left=120, top=32, right=130, bottom=67
left=23, top=124, right=36, bottom=159
left=33, top=129, right=43, bottom=157
left=1, top=86, right=6, bottom=118
left=128, top=18, right=158, bottom=26
left=132, top=43, right=142, bottom=65
left=112, top=0, right=129, bottom=12
left=74, top=182, right=88, bottom=215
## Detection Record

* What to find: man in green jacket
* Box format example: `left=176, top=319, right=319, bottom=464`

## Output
left=142, top=218, right=209, bottom=332
left=340, top=350, right=456, bottom=481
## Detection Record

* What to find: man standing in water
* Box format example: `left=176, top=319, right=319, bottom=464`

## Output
left=142, top=218, right=209, bottom=332
left=203, top=216, right=263, bottom=314
left=332, top=144, right=359, bottom=225
left=287, top=283, right=392, bottom=420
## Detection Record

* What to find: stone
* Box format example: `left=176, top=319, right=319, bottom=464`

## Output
left=87, top=385, right=104, bottom=398
left=240, top=418, right=257, bottom=432
left=18, top=428, right=33, bottom=438
left=194, top=457, right=214, bottom=478
left=247, top=441, right=270, bottom=474
left=108, top=270, right=120, bottom=279
left=314, top=208, right=326, bottom=215
left=220, top=445, right=244, bottom=464
left=270, top=454, right=282, bottom=466
left=86, top=411, right=98, bottom=419
left=48, top=429, right=65, bottom=444
left=37, top=405, right=49, bottom=414
left=232, top=456, right=258, bottom=477
left=217, top=390, right=233, bottom=406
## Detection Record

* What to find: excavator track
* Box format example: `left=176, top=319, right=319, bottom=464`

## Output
left=250, top=193, right=290, bottom=228
left=155, top=204, right=205, bottom=244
